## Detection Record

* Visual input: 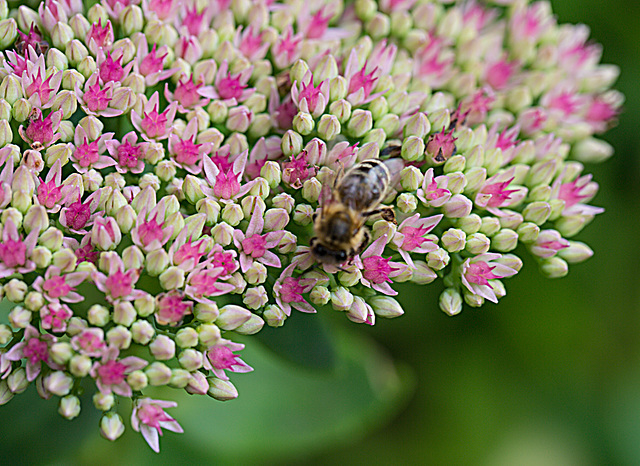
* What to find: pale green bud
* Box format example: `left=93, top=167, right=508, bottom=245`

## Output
left=400, top=166, right=423, bottom=191
left=0, top=74, right=22, bottom=105
left=8, top=305, right=30, bottom=327
left=120, top=5, right=143, bottom=35
left=221, top=202, right=243, bottom=226
left=309, top=285, right=330, bottom=306
left=444, top=155, right=466, bottom=174
left=463, top=232, right=489, bottom=254
left=442, top=194, right=472, bottom=218
left=401, top=135, right=425, bottom=162
left=50, top=342, right=73, bottom=365
left=12, top=98, right=31, bottom=122
left=113, top=301, right=136, bottom=327
left=522, top=201, right=551, bottom=225
left=52, top=248, right=77, bottom=272
left=178, top=349, right=203, bottom=372
left=146, top=362, right=172, bottom=386
left=131, top=320, right=154, bottom=345
left=442, top=228, right=466, bottom=253
left=440, top=288, right=463, bottom=316
left=244, top=263, right=268, bottom=286
left=289, top=59, right=310, bottom=85
left=51, top=22, right=74, bottom=51
left=293, top=204, right=314, bottom=225
left=338, top=269, right=362, bottom=288
left=463, top=289, right=484, bottom=308
left=0, top=18, right=16, bottom=49
left=396, top=192, right=418, bottom=214
left=197, top=323, right=221, bottom=347
left=516, top=222, right=540, bottom=243
left=44, top=371, right=73, bottom=396
left=331, top=287, right=354, bottom=311
left=548, top=199, right=566, bottom=222
left=370, top=296, right=404, bottom=318
left=558, top=241, right=593, bottom=264
left=106, top=325, right=132, bottom=350
left=375, top=114, right=400, bottom=137
left=526, top=159, right=558, bottom=188
left=159, top=266, right=185, bottom=290
left=329, top=99, right=351, bottom=123
left=427, top=248, right=450, bottom=270
left=479, top=216, right=501, bottom=236
left=0, top=325, right=11, bottom=345
left=572, top=137, right=614, bottom=163
left=126, top=370, right=148, bottom=392
left=7, top=368, right=27, bottom=394
left=317, top=114, right=341, bottom=141
left=99, top=413, right=125, bottom=440
left=193, top=302, right=219, bottom=323
left=491, top=229, right=519, bottom=252
left=455, top=214, right=481, bottom=234
left=411, top=261, right=437, bottom=284
left=555, top=214, right=590, bottom=238
left=540, top=257, right=569, bottom=279
left=235, top=313, right=265, bottom=335
left=77, top=55, right=97, bottom=80
left=207, top=377, right=238, bottom=401
left=0, top=100, right=10, bottom=121
left=58, top=395, right=81, bottom=420
left=93, top=392, right=115, bottom=412
left=31, top=247, right=52, bottom=269
left=87, top=304, right=110, bottom=327
left=498, top=210, right=523, bottom=230
left=429, top=108, right=450, bottom=132
left=149, top=335, right=176, bottom=360
left=369, top=96, right=388, bottom=120
left=23, top=205, right=48, bottom=234
left=293, top=111, right=314, bottom=135
left=446, top=172, right=467, bottom=195
left=347, top=109, right=373, bottom=138
left=211, top=222, right=234, bottom=246
left=263, top=304, right=286, bottom=327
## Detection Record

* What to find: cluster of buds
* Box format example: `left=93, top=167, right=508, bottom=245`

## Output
left=0, top=0, right=621, bottom=453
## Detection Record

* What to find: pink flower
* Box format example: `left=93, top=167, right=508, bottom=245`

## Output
left=18, top=108, right=63, bottom=150
left=76, top=73, right=123, bottom=118
left=343, top=49, right=388, bottom=106
left=282, top=150, right=316, bottom=189
left=131, top=201, right=174, bottom=253
left=202, top=150, right=257, bottom=200
left=273, top=263, right=317, bottom=316
left=90, top=346, right=148, bottom=397
left=291, top=70, right=329, bottom=118
left=4, top=326, right=61, bottom=382
left=35, top=159, right=75, bottom=213
left=105, top=131, right=146, bottom=174
left=353, top=235, right=409, bottom=296
left=0, top=217, right=38, bottom=278
left=133, top=36, right=177, bottom=86
left=167, top=118, right=213, bottom=174
left=184, top=265, right=237, bottom=303
left=132, top=398, right=183, bottom=453
left=235, top=25, right=270, bottom=61
left=474, top=167, right=528, bottom=216
left=71, top=328, right=106, bottom=357
left=425, top=128, right=457, bottom=163
left=33, top=266, right=87, bottom=303
left=164, top=74, right=209, bottom=113
left=530, top=230, right=570, bottom=259
left=71, top=125, right=116, bottom=173
left=271, top=26, right=303, bottom=69
left=551, top=172, right=604, bottom=217
left=131, top=92, right=178, bottom=141
left=155, top=291, right=193, bottom=326
left=413, top=33, right=455, bottom=89
left=233, top=201, right=285, bottom=273
left=21, top=54, right=62, bottom=108
left=391, top=214, right=442, bottom=267
left=86, top=18, right=114, bottom=55
left=143, top=0, right=179, bottom=21
left=198, top=60, right=254, bottom=105
left=203, top=339, right=253, bottom=381
left=92, top=253, right=146, bottom=303
left=40, top=302, right=73, bottom=333
left=417, top=168, right=451, bottom=207
left=102, top=0, right=140, bottom=19
left=96, top=48, right=134, bottom=85
left=59, top=189, right=104, bottom=234
left=461, top=253, right=518, bottom=303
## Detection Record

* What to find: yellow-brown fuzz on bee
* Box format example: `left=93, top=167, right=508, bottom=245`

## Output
left=310, top=157, right=403, bottom=265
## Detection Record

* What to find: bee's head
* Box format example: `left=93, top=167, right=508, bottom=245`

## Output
left=309, top=238, right=348, bottom=265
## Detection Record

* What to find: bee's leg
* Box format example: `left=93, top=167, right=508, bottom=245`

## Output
left=310, top=237, right=317, bottom=246
left=312, top=212, right=317, bottom=222
left=356, top=229, right=370, bottom=255
left=363, top=206, right=397, bottom=224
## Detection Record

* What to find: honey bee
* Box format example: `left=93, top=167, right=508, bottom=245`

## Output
left=310, top=154, right=404, bottom=265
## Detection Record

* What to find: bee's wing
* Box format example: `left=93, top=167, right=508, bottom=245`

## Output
left=382, top=157, right=405, bottom=189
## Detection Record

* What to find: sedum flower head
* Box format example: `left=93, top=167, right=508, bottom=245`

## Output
left=0, top=0, right=621, bottom=453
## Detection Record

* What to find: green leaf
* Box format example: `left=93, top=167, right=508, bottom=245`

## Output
left=67, top=327, right=413, bottom=464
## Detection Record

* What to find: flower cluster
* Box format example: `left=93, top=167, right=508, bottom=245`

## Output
left=0, top=0, right=621, bottom=453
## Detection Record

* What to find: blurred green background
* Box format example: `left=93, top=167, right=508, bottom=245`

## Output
left=2, top=0, right=639, bottom=464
